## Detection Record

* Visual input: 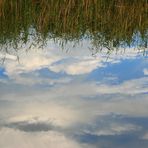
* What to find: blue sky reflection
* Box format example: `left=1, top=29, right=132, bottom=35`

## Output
left=0, top=41, right=148, bottom=148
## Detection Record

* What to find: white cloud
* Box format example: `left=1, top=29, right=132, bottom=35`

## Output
left=144, top=69, right=148, bottom=76
left=0, top=75, right=148, bottom=148
left=12, top=75, right=71, bottom=86
left=50, top=58, right=103, bottom=75
left=3, top=49, right=60, bottom=76
left=96, top=77, right=148, bottom=95
left=84, top=123, right=141, bottom=136
left=0, top=76, right=148, bottom=129
left=2, top=50, right=106, bottom=77
left=0, top=128, right=82, bottom=148
left=0, top=41, right=147, bottom=147
left=141, top=131, right=148, bottom=140
left=1, top=41, right=143, bottom=78
left=0, top=53, right=17, bottom=60
left=142, top=132, right=148, bottom=140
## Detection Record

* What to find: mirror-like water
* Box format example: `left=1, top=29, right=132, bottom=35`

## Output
left=0, top=1, right=148, bottom=148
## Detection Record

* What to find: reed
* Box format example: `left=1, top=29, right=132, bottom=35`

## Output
left=0, top=0, right=147, bottom=50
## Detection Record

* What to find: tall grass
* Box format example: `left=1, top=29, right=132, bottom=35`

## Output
left=0, top=0, right=147, bottom=50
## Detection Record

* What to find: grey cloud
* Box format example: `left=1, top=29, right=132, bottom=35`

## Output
left=4, top=119, right=58, bottom=132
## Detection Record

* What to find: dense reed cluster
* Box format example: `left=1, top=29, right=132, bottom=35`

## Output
left=0, top=0, right=147, bottom=50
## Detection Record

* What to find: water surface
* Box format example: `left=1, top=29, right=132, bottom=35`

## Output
left=0, top=1, right=148, bottom=148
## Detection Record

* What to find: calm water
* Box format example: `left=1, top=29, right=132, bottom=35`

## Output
left=0, top=1, right=148, bottom=148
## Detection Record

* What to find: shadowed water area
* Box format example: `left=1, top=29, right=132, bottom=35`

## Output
left=0, top=1, right=148, bottom=148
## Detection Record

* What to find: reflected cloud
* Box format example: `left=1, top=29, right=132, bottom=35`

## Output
left=0, top=42, right=145, bottom=78
left=5, top=120, right=55, bottom=132
left=83, top=122, right=141, bottom=136
left=0, top=42, right=148, bottom=148
left=0, top=128, right=82, bottom=148
left=144, top=69, right=148, bottom=76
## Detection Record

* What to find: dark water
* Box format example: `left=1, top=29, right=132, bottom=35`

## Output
left=0, top=1, right=148, bottom=148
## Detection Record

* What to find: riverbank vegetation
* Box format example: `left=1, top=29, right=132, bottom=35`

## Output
left=0, top=0, right=147, bottom=50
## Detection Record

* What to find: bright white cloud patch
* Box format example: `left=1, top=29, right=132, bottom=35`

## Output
left=0, top=128, right=82, bottom=148
left=84, top=123, right=141, bottom=136
left=0, top=41, right=144, bottom=78
left=97, top=77, right=148, bottom=95
left=144, top=69, right=148, bottom=76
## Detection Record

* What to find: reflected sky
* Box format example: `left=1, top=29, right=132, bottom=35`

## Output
left=0, top=40, right=148, bottom=148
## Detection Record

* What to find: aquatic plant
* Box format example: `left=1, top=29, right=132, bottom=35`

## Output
left=0, top=0, right=147, bottom=51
